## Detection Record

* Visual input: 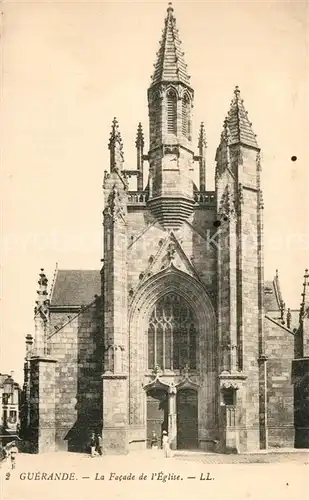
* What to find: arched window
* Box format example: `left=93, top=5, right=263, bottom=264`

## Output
left=167, top=89, right=177, bottom=135
left=148, top=293, right=197, bottom=371
left=182, top=94, right=191, bottom=138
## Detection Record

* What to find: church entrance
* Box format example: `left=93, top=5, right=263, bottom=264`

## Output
left=146, top=389, right=168, bottom=448
left=176, top=389, right=198, bottom=449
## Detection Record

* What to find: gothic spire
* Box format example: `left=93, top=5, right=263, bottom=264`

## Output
left=198, top=122, right=207, bottom=192
left=150, top=3, right=191, bottom=87
left=135, top=122, right=144, bottom=149
left=300, top=269, right=309, bottom=320
left=108, top=117, right=124, bottom=171
left=136, top=122, right=144, bottom=191
left=198, top=122, right=207, bottom=149
left=225, top=86, right=259, bottom=149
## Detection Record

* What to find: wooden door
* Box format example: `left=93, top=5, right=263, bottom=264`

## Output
left=146, top=389, right=168, bottom=448
left=176, top=389, right=198, bottom=449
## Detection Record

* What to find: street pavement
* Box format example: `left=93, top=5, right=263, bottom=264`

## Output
left=0, top=449, right=308, bottom=500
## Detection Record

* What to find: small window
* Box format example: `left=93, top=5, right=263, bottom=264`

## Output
left=2, top=394, right=9, bottom=405
left=9, top=410, right=17, bottom=424
left=182, top=94, right=191, bottom=138
left=167, top=89, right=177, bottom=135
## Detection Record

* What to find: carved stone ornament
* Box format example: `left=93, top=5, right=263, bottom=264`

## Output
left=164, top=145, right=179, bottom=156
left=166, top=242, right=176, bottom=262
left=104, top=344, right=125, bottom=373
left=105, top=185, right=126, bottom=222
left=221, top=382, right=239, bottom=391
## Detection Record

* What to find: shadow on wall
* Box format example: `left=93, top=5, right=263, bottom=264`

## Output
left=64, top=297, right=104, bottom=453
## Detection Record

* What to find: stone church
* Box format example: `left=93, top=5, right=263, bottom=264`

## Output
left=22, top=4, right=309, bottom=454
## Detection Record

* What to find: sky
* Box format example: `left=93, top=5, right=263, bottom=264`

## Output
left=0, top=0, right=308, bottom=384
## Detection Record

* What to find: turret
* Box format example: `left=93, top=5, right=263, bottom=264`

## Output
left=146, top=3, right=195, bottom=227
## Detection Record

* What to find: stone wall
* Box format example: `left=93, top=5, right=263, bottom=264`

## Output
left=265, top=317, right=294, bottom=447
left=48, top=300, right=103, bottom=452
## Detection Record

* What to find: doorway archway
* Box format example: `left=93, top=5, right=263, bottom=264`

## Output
left=176, top=388, right=198, bottom=449
left=146, top=388, right=168, bottom=448
left=128, top=266, right=216, bottom=446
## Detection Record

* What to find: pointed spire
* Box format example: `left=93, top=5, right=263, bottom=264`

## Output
left=135, top=122, right=144, bottom=149
left=136, top=122, right=144, bottom=191
left=108, top=117, right=124, bottom=171
left=300, top=269, right=309, bottom=319
left=198, top=122, right=207, bottom=149
left=151, top=3, right=191, bottom=87
left=198, top=122, right=206, bottom=192
left=224, top=86, right=259, bottom=149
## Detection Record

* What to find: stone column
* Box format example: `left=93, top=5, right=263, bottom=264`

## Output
left=29, top=356, right=57, bottom=453
left=168, top=385, right=177, bottom=450
left=102, top=372, right=128, bottom=455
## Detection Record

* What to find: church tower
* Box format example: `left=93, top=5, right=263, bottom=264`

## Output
left=147, top=3, right=196, bottom=227
left=23, top=2, right=301, bottom=456
left=215, top=87, right=266, bottom=451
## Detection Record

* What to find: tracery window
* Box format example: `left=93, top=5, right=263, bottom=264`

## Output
left=167, top=89, right=177, bottom=135
left=182, top=94, right=191, bottom=139
left=148, top=293, right=197, bottom=371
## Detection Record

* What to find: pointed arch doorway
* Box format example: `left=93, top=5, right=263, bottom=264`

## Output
left=146, top=388, right=168, bottom=448
left=176, top=388, right=198, bottom=449
left=146, top=292, right=199, bottom=449
left=129, top=267, right=216, bottom=452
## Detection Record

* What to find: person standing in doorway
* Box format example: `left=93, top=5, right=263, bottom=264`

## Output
left=90, top=433, right=96, bottom=457
left=150, top=431, right=158, bottom=450
left=162, top=430, right=171, bottom=458
left=96, top=434, right=103, bottom=456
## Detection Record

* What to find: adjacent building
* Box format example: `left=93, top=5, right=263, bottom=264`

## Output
left=22, top=4, right=308, bottom=454
left=0, top=373, right=20, bottom=442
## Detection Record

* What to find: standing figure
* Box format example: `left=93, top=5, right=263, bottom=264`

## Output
left=162, top=430, right=171, bottom=458
left=9, top=441, right=18, bottom=470
left=96, top=434, right=103, bottom=456
left=150, top=431, right=158, bottom=450
left=90, top=433, right=96, bottom=457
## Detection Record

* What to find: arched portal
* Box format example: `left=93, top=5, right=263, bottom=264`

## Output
left=128, top=266, right=217, bottom=449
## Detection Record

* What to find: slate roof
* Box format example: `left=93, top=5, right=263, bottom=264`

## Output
left=226, top=87, right=259, bottom=149
left=151, top=4, right=191, bottom=87
left=264, top=280, right=280, bottom=311
left=50, top=270, right=101, bottom=307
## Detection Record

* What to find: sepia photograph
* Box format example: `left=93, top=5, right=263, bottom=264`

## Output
left=0, top=1, right=308, bottom=499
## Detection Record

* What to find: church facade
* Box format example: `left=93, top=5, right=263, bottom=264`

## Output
left=21, top=4, right=309, bottom=454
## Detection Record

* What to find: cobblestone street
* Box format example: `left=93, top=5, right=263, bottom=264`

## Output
left=0, top=450, right=308, bottom=500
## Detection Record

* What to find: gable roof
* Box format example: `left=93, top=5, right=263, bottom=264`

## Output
left=50, top=270, right=101, bottom=307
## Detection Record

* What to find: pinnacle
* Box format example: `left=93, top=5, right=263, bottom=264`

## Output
left=108, top=117, right=124, bottom=170
left=108, top=117, right=123, bottom=149
left=198, top=122, right=207, bottom=148
left=136, top=122, right=144, bottom=148
left=150, top=3, right=191, bottom=87
left=300, top=268, right=309, bottom=311
left=222, top=86, right=259, bottom=149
